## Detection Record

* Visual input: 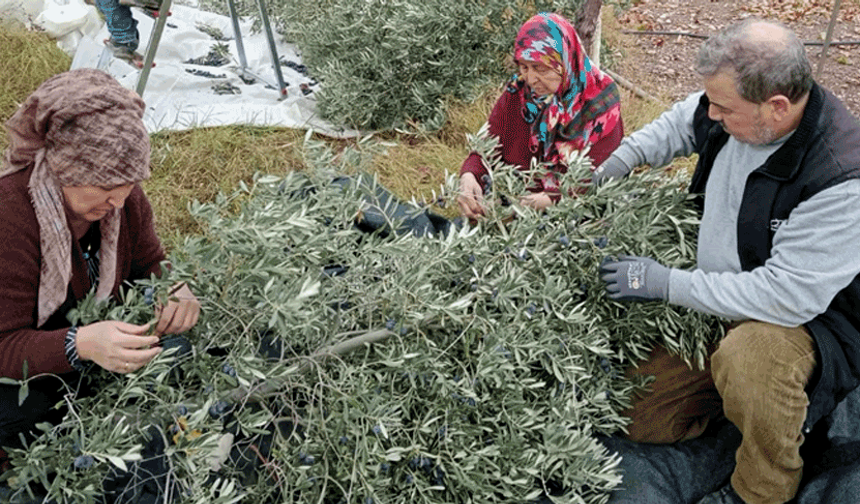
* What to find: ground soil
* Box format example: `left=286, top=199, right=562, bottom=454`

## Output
left=610, top=0, right=860, bottom=119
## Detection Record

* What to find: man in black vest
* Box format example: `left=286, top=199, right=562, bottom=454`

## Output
left=595, top=18, right=860, bottom=504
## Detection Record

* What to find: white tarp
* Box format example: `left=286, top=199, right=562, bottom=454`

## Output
left=2, top=0, right=358, bottom=138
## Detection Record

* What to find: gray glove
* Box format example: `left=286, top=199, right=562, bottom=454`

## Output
left=600, top=255, right=670, bottom=301
left=592, top=154, right=632, bottom=186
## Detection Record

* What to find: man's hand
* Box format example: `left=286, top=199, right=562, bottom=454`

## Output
left=154, top=283, right=200, bottom=336
left=599, top=255, right=671, bottom=301
left=457, top=172, right=486, bottom=220
left=76, top=321, right=161, bottom=373
left=592, top=155, right=632, bottom=187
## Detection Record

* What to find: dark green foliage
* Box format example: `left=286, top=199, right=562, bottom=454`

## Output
left=198, top=0, right=585, bottom=130
left=1, top=136, right=723, bottom=503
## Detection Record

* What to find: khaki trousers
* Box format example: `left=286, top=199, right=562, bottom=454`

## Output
left=622, top=321, right=816, bottom=504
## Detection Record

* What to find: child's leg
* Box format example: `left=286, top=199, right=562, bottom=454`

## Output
left=96, top=0, right=139, bottom=51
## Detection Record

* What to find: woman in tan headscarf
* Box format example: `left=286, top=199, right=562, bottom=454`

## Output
left=0, top=69, right=199, bottom=455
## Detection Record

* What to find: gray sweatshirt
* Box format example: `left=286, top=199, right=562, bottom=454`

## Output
left=609, top=91, right=860, bottom=326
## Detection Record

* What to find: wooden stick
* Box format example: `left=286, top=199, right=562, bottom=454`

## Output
left=817, top=0, right=844, bottom=78
left=622, top=29, right=860, bottom=46
left=226, top=329, right=394, bottom=402
left=603, top=68, right=666, bottom=106
left=622, top=30, right=708, bottom=39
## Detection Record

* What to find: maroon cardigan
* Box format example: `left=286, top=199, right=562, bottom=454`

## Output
left=460, top=89, right=623, bottom=193
left=0, top=167, right=166, bottom=379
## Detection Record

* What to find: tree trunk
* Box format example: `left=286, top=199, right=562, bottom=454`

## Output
left=575, top=0, right=603, bottom=68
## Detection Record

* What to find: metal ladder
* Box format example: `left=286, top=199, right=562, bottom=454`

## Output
left=225, top=0, right=287, bottom=98
left=98, top=0, right=287, bottom=99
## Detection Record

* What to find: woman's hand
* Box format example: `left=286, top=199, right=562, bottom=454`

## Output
left=76, top=321, right=161, bottom=373
left=519, top=192, right=554, bottom=211
left=155, top=283, right=200, bottom=336
left=457, top=172, right=486, bottom=220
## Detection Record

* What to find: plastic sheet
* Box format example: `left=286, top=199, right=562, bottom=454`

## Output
left=18, top=1, right=359, bottom=138
left=30, top=0, right=102, bottom=54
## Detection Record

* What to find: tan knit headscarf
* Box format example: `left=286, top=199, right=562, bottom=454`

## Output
left=2, top=68, right=151, bottom=327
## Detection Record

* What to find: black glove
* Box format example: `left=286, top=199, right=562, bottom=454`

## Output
left=599, top=255, right=670, bottom=301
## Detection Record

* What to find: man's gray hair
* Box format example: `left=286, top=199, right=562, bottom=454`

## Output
left=696, top=18, right=813, bottom=103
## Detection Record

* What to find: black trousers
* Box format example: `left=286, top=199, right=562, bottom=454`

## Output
left=0, top=374, right=75, bottom=452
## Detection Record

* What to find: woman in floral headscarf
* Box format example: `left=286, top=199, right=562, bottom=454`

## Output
left=0, top=69, right=199, bottom=458
left=457, top=12, right=623, bottom=220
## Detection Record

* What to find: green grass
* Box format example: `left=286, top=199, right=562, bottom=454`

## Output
left=147, top=126, right=307, bottom=248
left=363, top=89, right=500, bottom=218
left=0, top=17, right=692, bottom=252
left=0, top=22, right=72, bottom=152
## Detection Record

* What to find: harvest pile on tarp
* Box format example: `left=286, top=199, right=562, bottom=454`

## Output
left=2, top=133, right=721, bottom=504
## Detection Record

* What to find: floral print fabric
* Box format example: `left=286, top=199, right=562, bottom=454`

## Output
left=510, top=12, right=622, bottom=169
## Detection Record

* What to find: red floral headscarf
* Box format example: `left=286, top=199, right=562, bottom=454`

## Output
left=510, top=12, right=621, bottom=167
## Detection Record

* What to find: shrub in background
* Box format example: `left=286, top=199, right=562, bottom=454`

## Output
left=198, top=0, right=585, bottom=131
left=1, top=133, right=722, bottom=503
